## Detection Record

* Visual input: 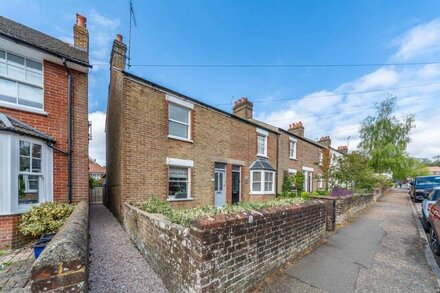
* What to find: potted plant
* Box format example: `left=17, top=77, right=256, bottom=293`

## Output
left=19, top=202, right=75, bottom=259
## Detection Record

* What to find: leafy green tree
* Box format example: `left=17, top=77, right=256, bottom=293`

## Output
left=358, top=96, right=415, bottom=174
left=89, top=177, right=102, bottom=188
left=331, top=152, right=376, bottom=191
left=393, top=157, right=429, bottom=179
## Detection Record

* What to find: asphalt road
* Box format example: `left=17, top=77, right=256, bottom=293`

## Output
left=260, top=190, right=440, bottom=293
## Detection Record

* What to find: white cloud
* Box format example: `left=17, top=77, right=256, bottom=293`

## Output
left=255, top=18, right=440, bottom=159
left=393, top=18, right=440, bottom=61
left=89, top=111, right=106, bottom=165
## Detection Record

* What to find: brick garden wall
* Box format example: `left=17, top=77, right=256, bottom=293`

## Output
left=0, top=214, right=32, bottom=249
left=123, top=200, right=327, bottom=292
left=312, top=188, right=385, bottom=228
left=30, top=201, right=89, bottom=292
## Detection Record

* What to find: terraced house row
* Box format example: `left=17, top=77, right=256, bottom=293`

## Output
left=105, top=36, right=346, bottom=219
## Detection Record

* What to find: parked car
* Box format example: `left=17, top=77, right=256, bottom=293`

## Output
left=410, top=175, right=440, bottom=201
left=421, top=187, right=440, bottom=231
left=428, top=196, right=440, bottom=255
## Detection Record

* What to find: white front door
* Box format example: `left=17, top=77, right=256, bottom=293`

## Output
left=215, top=169, right=226, bottom=208
left=303, top=170, right=313, bottom=192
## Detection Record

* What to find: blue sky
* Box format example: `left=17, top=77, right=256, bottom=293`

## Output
left=2, top=0, right=440, bottom=164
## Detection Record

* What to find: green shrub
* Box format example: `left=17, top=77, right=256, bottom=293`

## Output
left=317, top=190, right=329, bottom=196
left=300, top=191, right=310, bottom=200
left=140, top=196, right=307, bottom=227
left=294, top=172, right=305, bottom=193
left=19, top=202, right=75, bottom=238
left=282, top=173, right=294, bottom=192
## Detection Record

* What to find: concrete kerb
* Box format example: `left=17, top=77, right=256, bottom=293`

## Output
left=407, top=195, right=440, bottom=287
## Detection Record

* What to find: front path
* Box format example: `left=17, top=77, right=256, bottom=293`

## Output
left=0, top=246, right=32, bottom=292
left=261, top=191, right=439, bottom=293
left=88, top=204, right=167, bottom=292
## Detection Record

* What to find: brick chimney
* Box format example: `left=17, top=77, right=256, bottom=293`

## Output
left=337, top=145, right=348, bottom=154
left=110, top=34, right=127, bottom=70
left=318, top=136, right=331, bottom=147
left=73, top=13, right=88, bottom=51
left=233, top=97, right=253, bottom=119
left=288, top=121, right=304, bottom=137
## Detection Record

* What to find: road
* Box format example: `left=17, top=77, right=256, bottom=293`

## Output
left=260, top=190, right=440, bottom=293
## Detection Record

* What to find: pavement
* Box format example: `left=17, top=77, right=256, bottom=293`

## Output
left=0, top=246, right=33, bottom=292
left=88, top=204, right=168, bottom=293
left=261, top=190, right=440, bottom=293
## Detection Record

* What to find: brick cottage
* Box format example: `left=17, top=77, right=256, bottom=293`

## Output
left=106, top=35, right=344, bottom=219
left=0, top=15, right=90, bottom=248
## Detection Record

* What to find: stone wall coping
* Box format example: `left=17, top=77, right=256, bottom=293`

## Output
left=125, top=200, right=325, bottom=232
left=31, top=201, right=89, bottom=280
left=311, top=193, right=373, bottom=201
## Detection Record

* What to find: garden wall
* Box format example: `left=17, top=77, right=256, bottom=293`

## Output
left=313, top=187, right=386, bottom=227
left=123, top=201, right=327, bottom=292
left=30, top=201, right=89, bottom=292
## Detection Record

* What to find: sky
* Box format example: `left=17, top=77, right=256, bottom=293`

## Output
left=1, top=0, right=440, bottom=165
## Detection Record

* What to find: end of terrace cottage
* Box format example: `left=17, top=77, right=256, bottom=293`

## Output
left=105, top=34, right=345, bottom=220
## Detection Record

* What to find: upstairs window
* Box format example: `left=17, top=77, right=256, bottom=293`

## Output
left=168, top=103, right=190, bottom=140
left=289, top=138, right=297, bottom=159
left=0, top=50, right=43, bottom=110
left=256, top=128, right=268, bottom=157
left=319, top=150, right=323, bottom=165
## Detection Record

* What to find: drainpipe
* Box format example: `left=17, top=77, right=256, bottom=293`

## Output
left=63, top=58, right=73, bottom=204
left=276, top=132, right=280, bottom=195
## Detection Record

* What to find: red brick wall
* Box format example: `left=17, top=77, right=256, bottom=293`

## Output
left=0, top=214, right=33, bottom=249
left=0, top=60, right=88, bottom=248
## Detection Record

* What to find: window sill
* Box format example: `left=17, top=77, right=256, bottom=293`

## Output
left=167, top=197, right=194, bottom=202
left=0, top=101, right=48, bottom=116
left=289, top=157, right=297, bottom=160
left=168, top=135, right=193, bottom=143
left=257, top=154, right=268, bottom=158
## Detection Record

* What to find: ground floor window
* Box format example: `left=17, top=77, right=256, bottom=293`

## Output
left=168, top=167, right=190, bottom=199
left=318, top=176, right=323, bottom=190
left=0, top=133, right=53, bottom=215
left=251, top=170, right=275, bottom=194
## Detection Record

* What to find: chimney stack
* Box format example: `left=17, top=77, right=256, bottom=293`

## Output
left=337, top=145, right=348, bottom=155
left=233, top=97, right=253, bottom=120
left=318, top=136, right=331, bottom=147
left=110, top=34, right=127, bottom=70
left=73, top=13, right=88, bottom=51
left=288, top=121, right=304, bottom=137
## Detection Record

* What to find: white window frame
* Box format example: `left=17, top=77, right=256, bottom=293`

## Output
left=250, top=170, right=275, bottom=195
left=318, top=149, right=323, bottom=166
left=168, top=102, right=192, bottom=142
left=166, top=157, right=193, bottom=201
left=0, top=133, right=53, bottom=215
left=0, top=48, right=45, bottom=113
left=256, top=128, right=268, bottom=157
left=289, top=137, right=297, bottom=160
left=318, top=176, right=323, bottom=190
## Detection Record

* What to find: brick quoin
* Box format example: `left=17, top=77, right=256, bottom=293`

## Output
left=0, top=60, right=88, bottom=249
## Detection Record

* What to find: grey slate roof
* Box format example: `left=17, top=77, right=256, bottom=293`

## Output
left=0, top=113, right=55, bottom=142
left=0, top=16, right=90, bottom=67
left=250, top=157, right=276, bottom=171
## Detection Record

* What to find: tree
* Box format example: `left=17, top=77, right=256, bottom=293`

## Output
left=282, top=171, right=294, bottom=192
left=294, top=172, right=305, bottom=193
left=393, top=157, right=430, bottom=179
left=331, top=152, right=376, bottom=191
left=358, top=96, right=415, bottom=174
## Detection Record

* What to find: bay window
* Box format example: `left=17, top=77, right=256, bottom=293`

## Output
left=251, top=170, right=275, bottom=194
left=0, top=133, right=53, bottom=215
left=0, top=50, right=43, bottom=110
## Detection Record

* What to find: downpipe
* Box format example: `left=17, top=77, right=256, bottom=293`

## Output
left=63, top=58, right=73, bottom=204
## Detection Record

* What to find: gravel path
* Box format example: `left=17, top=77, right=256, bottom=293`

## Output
left=88, top=204, right=168, bottom=293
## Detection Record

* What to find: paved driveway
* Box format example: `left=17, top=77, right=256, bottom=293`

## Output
left=261, top=191, right=440, bottom=293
